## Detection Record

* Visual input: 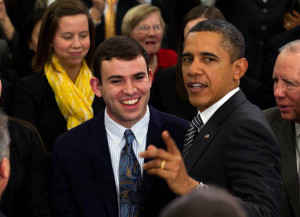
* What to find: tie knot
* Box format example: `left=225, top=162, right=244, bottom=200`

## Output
left=190, top=114, right=203, bottom=129
left=124, top=129, right=135, bottom=145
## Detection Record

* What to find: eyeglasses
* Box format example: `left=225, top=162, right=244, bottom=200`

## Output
left=135, top=25, right=163, bottom=34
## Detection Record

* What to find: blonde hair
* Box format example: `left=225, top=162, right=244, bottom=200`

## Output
left=121, top=4, right=165, bottom=36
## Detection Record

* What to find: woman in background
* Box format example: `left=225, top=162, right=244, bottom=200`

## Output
left=13, top=0, right=104, bottom=152
left=16, top=8, right=45, bottom=78
left=122, top=4, right=177, bottom=79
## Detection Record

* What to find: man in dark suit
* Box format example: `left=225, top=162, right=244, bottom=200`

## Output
left=51, top=36, right=189, bottom=217
left=141, top=20, right=282, bottom=217
left=264, top=40, right=300, bottom=217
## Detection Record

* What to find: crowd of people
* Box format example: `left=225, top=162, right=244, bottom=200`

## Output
left=0, top=0, right=300, bottom=217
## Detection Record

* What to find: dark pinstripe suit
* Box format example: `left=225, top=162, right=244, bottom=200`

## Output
left=264, top=107, right=300, bottom=217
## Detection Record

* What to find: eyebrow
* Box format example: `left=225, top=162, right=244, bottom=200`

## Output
left=182, top=52, right=219, bottom=59
left=107, top=71, right=147, bottom=80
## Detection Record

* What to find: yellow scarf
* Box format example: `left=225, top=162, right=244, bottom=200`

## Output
left=45, top=55, right=94, bottom=130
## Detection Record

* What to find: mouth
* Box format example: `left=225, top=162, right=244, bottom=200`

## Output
left=120, top=98, right=140, bottom=105
left=69, top=52, right=82, bottom=56
left=145, top=41, right=156, bottom=45
left=188, top=82, right=207, bottom=89
left=277, top=104, right=292, bottom=112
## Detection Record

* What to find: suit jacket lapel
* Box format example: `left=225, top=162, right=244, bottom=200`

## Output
left=140, top=107, right=165, bottom=200
left=184, top=90, right=247, bottom=172
left=86, top=110, right=119, bottom=217
left=275, top=117, right=300, bottom=217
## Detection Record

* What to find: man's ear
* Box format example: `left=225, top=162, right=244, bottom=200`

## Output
left=0, top=158, right=9, bottom=179
left=90, top=77, right=102, bottom=97
left=233, top=58, right=248, bottom=81
left=148, top=68, right=153, bottom=88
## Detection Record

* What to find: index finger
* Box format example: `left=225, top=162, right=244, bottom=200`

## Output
left=161, top=131, right=181, bottom=156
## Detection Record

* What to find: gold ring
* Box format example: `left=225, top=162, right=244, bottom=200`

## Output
left=286, top=22, right=291, bottom=27
left=161, top=160, right=166, bottom=170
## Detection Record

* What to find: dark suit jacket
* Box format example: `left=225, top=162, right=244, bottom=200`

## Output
left=184, top=90, right=281, bottom=217
left=150, top=66, right=265, bottom=121
left=52, top=106, right=189, bottom=217
left=1, top=116, right=51, bottom=217
left=12, top=73, right=105, bottom=152
left=264, top=107, right=300, bottom=217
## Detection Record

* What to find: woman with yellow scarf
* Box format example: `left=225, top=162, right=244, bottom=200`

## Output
left=13, top=0, right=105, bottom=152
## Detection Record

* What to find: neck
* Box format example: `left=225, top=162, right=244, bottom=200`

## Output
left=148, top=54, right=157, bottom=72
left=65, top=64, right=81, bottom=83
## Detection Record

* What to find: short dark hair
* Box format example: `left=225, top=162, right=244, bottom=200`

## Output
left=188, top=19, right=245, bottom=62
left=160, top=186, right=247, bottom=217
left=32, top=0, right=95, bottom=73
left=176, top=5, right=226, bottom=101
left=93, top=36, right=149, bottom=84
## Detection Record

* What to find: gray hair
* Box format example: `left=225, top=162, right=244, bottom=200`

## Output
left=279, top=39, right=300, bottom=54
left=0, top=110, right=10, bottom=161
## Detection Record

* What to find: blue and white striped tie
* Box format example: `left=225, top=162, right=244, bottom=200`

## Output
left=183, top=114, right=203, bottom=157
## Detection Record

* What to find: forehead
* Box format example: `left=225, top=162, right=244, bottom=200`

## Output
left=56, top=14, right=88, bottom=30
left=139, top=12, right=160, bottom=24
left=183, top=31, right=228, bottom=56
left=274, top=52, right=300, bottom=78
left=101, top=56, right=147, bottom=77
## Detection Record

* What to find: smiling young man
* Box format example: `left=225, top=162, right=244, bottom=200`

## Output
left=264, top=40, right=300, bottom=217
left=141, top=20, right=282, bottom=217
left=51, top=35, right=189, bottom=217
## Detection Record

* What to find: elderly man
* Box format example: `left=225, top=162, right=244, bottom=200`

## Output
left=264, top=39, right=300, bottom=217
left=141, top=19, right=282, bottom=217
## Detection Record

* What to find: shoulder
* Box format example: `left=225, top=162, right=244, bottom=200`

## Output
left=263, top=107, right=280, bottom=120
left=15, top=73, right=47, bottom=92
left=8, top=116, right=40, bottom=134
left=54, top=111, right=105, bottom=150
left=157, top=48, right=178, bottom=65
left=149, top=106, right=189, bottom=130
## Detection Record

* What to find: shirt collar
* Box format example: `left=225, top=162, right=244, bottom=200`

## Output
left=295, top=123, right=300, bottom=137
left=199, top=87, right=239, bottom=124
left=104, top=106, right=150, bottom=147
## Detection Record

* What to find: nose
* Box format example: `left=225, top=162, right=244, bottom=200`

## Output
left=188, top=58, right=203, bottom=76
left=72, top=36, right=81, bottom=48
left=274, top=81, right=285, bottom=99
left=123, top=81, right=137, bottom=95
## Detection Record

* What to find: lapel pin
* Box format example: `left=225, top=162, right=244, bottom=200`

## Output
left=204, top=134, right=210, bottom=139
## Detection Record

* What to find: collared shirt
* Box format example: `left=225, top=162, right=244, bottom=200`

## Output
left=199, top=87, right=240, bottom=124
left=105, top=106, right=149, bottom=197
left=295, top=123, right=300, bottom=171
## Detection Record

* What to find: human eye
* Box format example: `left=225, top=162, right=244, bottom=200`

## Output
left=203, top=57, right=216, bottom=62
left=138, top=25, right=149, bottom=31
left=153, top=25, right=161, bottom=30
left=135, top=74, right=146, bottom=80
left=61, top=34, right=72, bottom=39
left=110, top=79, right=122, bottom=84
left=80, top=32, right=89, bottom=38
left=182, top=56, right=193, bottom=63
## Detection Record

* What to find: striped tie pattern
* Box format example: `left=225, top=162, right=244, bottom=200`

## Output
left=183, top=114, right=203, bottom=157
left=119, top=130, right=143, bottom=217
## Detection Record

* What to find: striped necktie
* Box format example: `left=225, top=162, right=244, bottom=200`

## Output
left=119, top=129, right=143, bottom=217
left=105, top=0, right=117, bottom=39
left=183, top=114, right=203, bottom=157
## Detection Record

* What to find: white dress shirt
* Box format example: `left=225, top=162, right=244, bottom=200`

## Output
left=104, top=106, right=149, bottom=197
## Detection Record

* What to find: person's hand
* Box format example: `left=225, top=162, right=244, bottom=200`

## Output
left=140, top=130, right=199, bottom=195
left=0, top=0, right=8, bottom=22
left=90, top=0, right=105, bottom=23
left=283, top=10, right=300, bottom=30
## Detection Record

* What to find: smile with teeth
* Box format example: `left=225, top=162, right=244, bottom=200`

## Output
left=120, top=98, right=140, bottom=105
left=188, top=83, right=206, bottom=88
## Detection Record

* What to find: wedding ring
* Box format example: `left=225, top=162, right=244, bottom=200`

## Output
left=161, top=160, right=166, bottom=170
left=286, top=22, right=291, bottom=27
